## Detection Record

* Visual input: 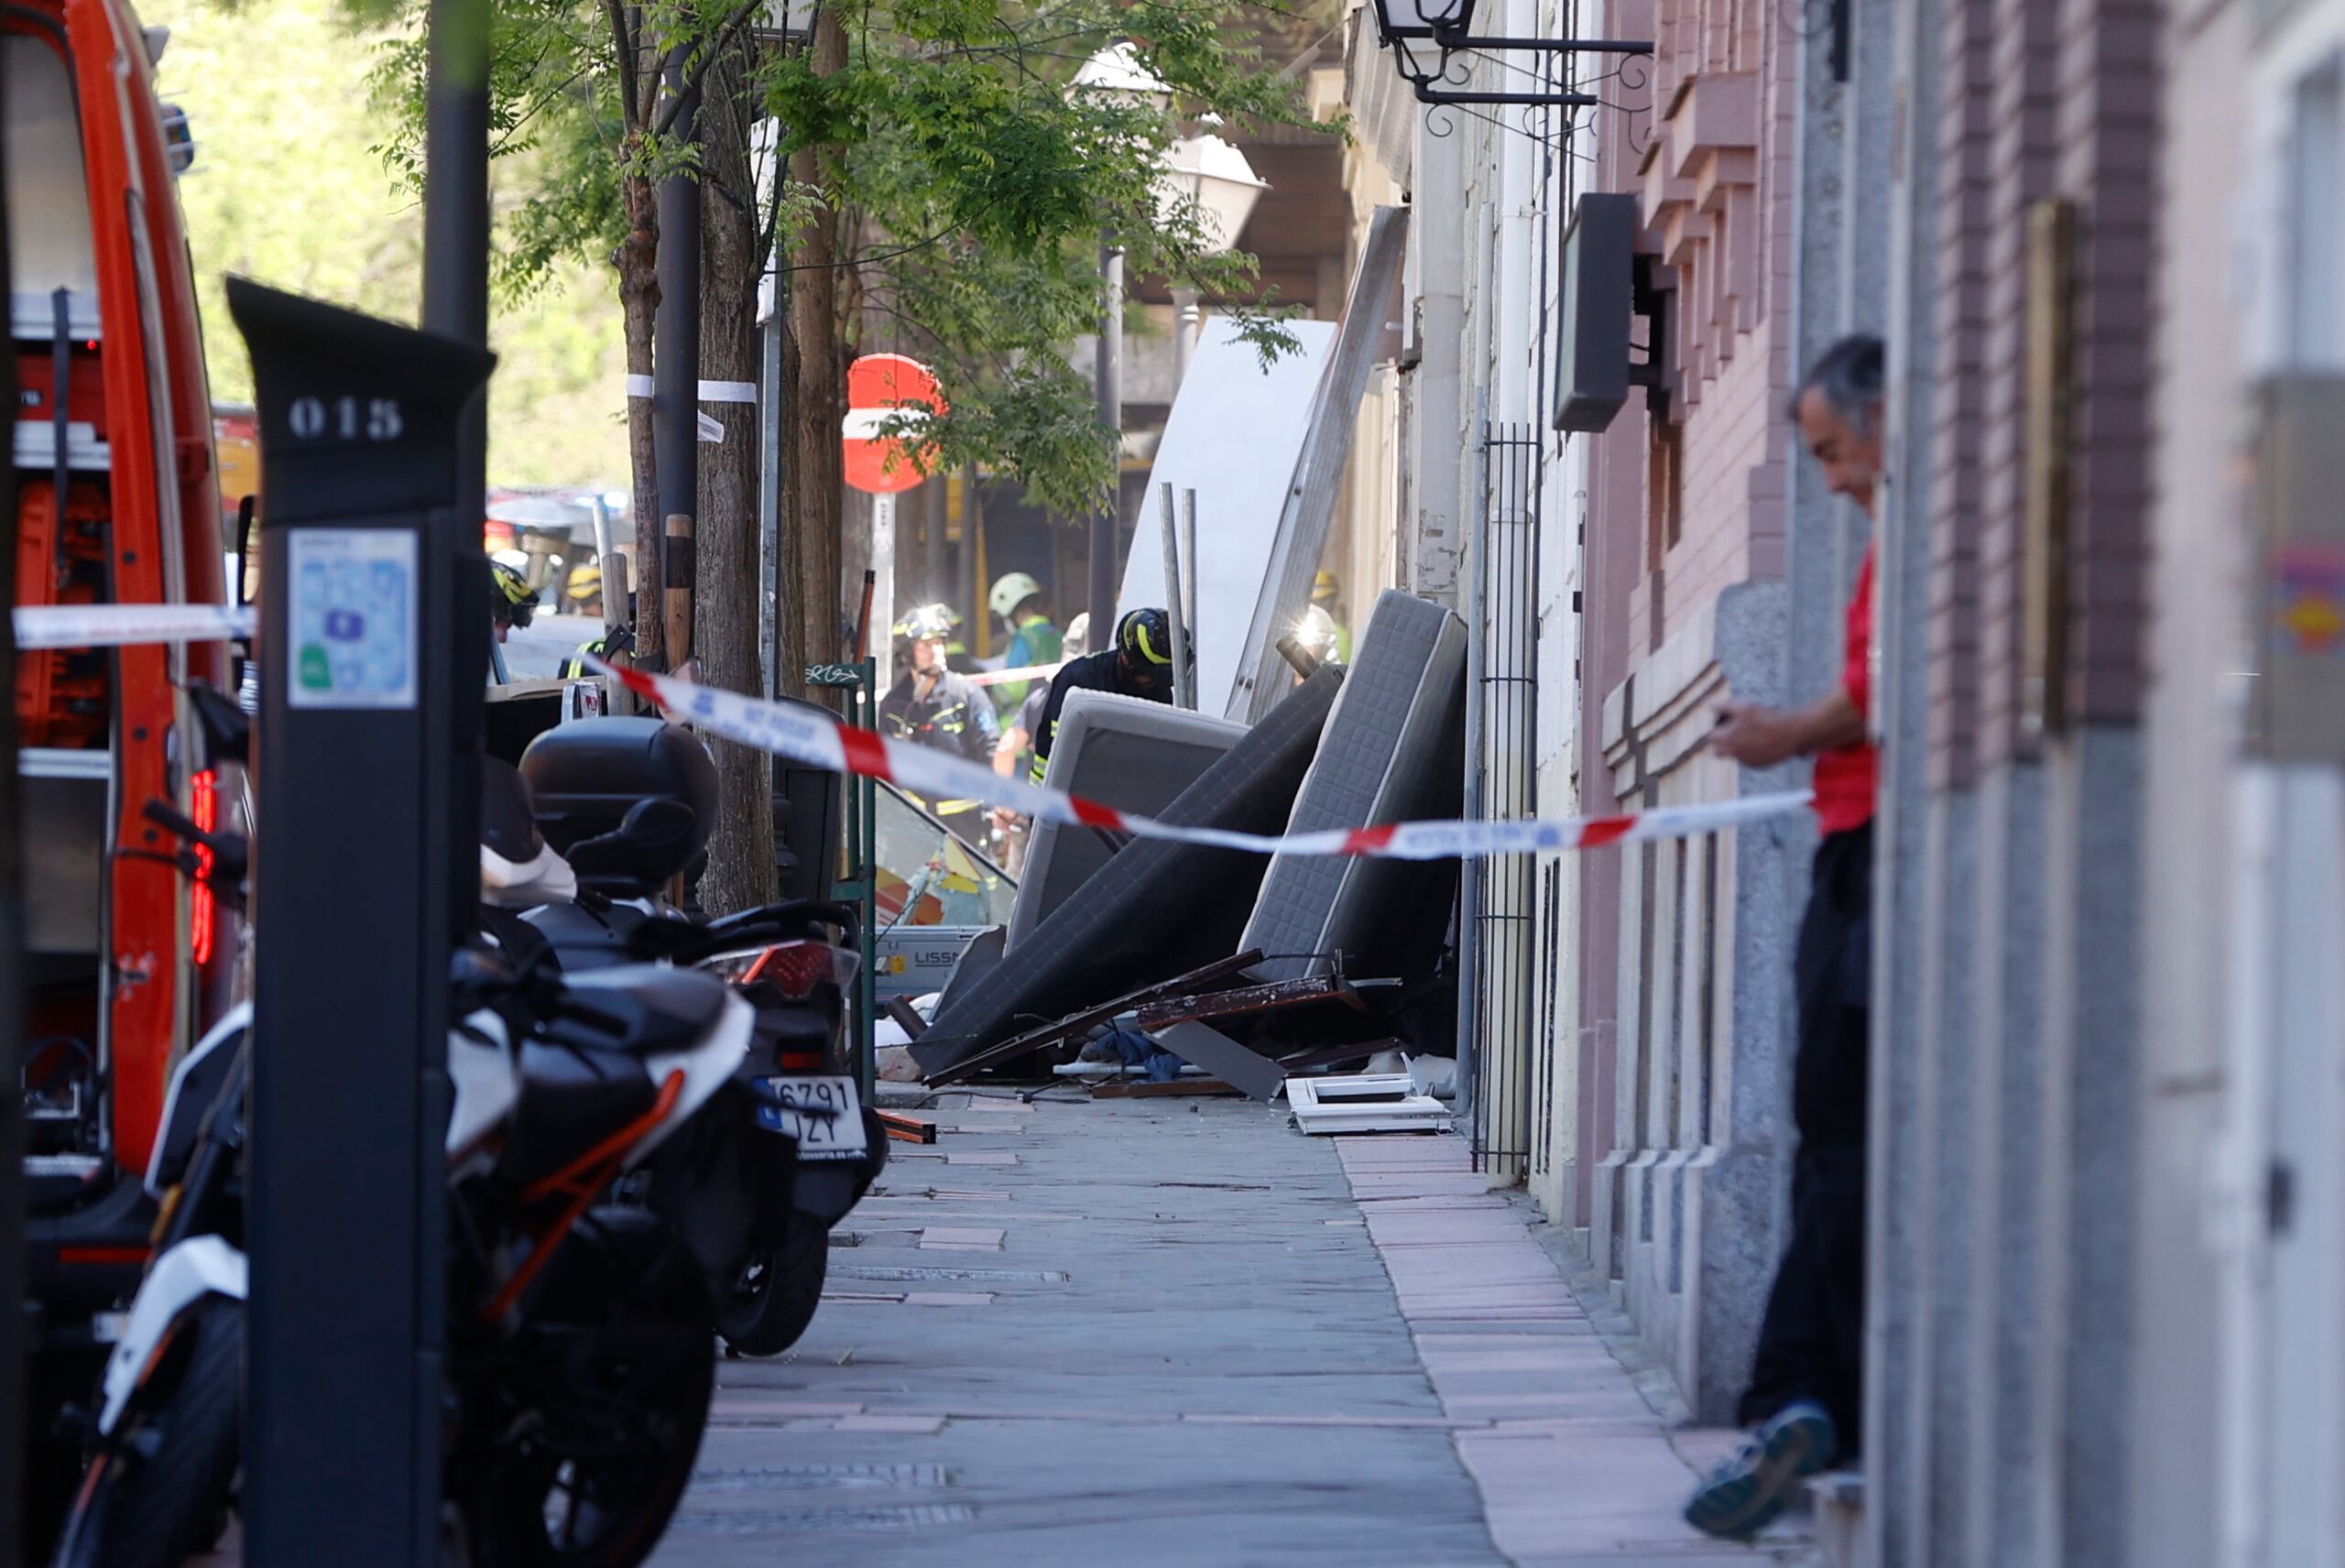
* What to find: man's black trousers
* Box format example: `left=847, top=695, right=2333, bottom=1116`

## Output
left=1737, top=821, right=1872, bottom=1452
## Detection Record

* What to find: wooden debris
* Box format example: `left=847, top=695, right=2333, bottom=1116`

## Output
left=878, top=1110, right=939, bottom=1144
left=922, top=949, right=1264, bottom=1086
left=1090, top=1078, right=1242, bottom=1098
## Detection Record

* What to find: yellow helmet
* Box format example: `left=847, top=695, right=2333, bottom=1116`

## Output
left=565, top=564, right=602, bottom=601
left=1312, top=570, right=1339, bottom=604
left=491, top=560, right=538, bottom=629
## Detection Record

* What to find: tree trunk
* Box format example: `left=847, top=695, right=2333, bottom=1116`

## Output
left=693, top=40, right=776, bottom=916
left=788, top=7, right=848, bottom=671
left=617, top=160, right=664, bottom=671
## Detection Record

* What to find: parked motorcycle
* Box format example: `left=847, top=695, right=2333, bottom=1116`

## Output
left=507, top=719, right=887, bottom=1356
left=52, top=780, right=789, bottom=1568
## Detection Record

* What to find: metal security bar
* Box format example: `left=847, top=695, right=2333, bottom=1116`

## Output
left=1471, top=422, right=1543, bottom=1175
left=1531, top=862, right=1565, bottom=1184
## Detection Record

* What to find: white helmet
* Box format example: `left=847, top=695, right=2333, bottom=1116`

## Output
left=988, top=572, right=1043, bottom=622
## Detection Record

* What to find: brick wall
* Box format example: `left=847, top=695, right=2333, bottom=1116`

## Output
left=1976, top=0, right=2062, bottom=765
left=1926, top=0, right=1994, bottom=791
left=1925, top=0, right=2154, bottom=781
left=2056, top=0, right=2160, bottom=723
left=1620, top=0, right=1801, bottom=652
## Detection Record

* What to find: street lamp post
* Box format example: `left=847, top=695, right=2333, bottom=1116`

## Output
left=1087, top=239, right=1125, bottom=636
left=1071, top=49, right=1267, bottom=628
left=1069, top=47, right=1166, bottom=636
left=1156, top=125, right=1266, bottom=396
left=1171, top=286, right=1201, bottom=387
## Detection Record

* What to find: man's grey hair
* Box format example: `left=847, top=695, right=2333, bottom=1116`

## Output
left=1790, top=334, right=1886, bottom=431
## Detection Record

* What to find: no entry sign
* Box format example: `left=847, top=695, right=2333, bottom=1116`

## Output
left=843, top=354, right=943, bottom=495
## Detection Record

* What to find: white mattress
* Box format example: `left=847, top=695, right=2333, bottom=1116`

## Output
left=1007, top=690, right=1247, bottom=948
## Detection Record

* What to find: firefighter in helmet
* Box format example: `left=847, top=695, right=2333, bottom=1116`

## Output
left=879, top=603, right=1000, bottom=835
left=1027, top=607, right=1182, bottom=784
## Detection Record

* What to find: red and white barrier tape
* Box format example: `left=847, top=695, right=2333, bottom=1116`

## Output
left=593, top=659, right=1811, bottom=861
left=15, top=604, right=254, bottom=649
left=964, top=659, right=1063, bottom=689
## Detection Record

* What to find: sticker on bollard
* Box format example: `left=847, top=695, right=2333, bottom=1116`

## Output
left=287, top=529, right=418, bottom=709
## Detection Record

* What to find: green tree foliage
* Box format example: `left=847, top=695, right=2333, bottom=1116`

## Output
left=152, top=0, right=628, bottom=489
left=368, top=0, right=1330, bottom=516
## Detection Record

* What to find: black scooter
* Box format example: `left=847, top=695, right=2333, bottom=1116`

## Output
left=54, top=770, right=802, bottom=1568
left=497, top=719, right=887, bottom=1356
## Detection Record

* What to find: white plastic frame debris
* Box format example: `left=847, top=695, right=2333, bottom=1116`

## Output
left=1284, top=1073, right=1453, bottom=1135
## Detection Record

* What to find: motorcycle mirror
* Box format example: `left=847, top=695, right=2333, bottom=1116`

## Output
left=188, top=680, right=250, bottom=766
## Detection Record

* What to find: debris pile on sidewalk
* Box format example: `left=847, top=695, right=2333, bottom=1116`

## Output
left=892, top=591, right=1472, bottom=1133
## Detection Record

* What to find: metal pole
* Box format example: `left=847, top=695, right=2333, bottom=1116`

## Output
left=651, top=60, right=702, bottom=671
left=1086, top=236, right=1124, bottom=632
left=759, top=310, right=784, bottom=702
left=871, top=492, right=898, bottom=645
left=1158, top=484, right=1191, bottom=709
left=1180, top=488, right=1200, bottom=687
left=589, top=495, right=622, bottom=640
left=924, top=475, right=948, bottom=607
left=420, top=0, right=489, bottom=639
left=0, top=107, right=24, bottom=1545
left=1452, top=411, right=1489, bottom=1150
left=960, top=462, right=982, bottom=653
left=420, top=0, right=489, bottom=351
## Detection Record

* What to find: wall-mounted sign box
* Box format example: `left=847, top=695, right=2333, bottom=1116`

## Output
left=1554, top=193, right=1637, bottom=434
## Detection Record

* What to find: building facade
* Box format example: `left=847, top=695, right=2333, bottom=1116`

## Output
left=1337, top=0, right=1866, bottom=1423
left=1336, top=0, right=2343, bottom=1552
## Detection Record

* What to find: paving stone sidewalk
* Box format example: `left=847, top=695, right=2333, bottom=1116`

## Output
left=649, top=1093, right=1815, bottom=1567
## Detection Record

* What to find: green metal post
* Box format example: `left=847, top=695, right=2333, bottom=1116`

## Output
left=855, top=658, right=878, bottom=1098
left=806, top=659, right=880, bottom=1099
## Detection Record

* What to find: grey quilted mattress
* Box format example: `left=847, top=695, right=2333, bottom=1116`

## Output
left=1238, top=590, right=1468, bottom=983
left=1008, top=691, right=1247, bottom=949
left=911, top=667, right=1344, bottom=1078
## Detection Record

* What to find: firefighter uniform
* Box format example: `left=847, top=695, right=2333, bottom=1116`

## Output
left=879, top=667, right=1000, bottom=832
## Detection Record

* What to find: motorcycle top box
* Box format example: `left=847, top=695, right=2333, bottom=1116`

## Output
left=518, top=716, right=719, bottom=893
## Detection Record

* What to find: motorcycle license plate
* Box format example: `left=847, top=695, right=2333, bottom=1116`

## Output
left=756, top=1076, right=867, bottom=1160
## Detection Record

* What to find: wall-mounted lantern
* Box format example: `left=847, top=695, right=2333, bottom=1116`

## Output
left=751, top=0, right=817, bottom=45
left=1368, top=0, right=1651, bottom=109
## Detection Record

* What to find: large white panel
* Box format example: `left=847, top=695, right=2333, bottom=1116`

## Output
left=1118, top=317, right=1337, bottom=716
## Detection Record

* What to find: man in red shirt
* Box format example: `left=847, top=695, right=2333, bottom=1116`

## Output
left=1686, top=334, right=1883, bottom=1540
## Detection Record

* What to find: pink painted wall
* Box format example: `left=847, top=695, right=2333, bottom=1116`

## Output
left=1570, top=0, right=1802, bottom=1229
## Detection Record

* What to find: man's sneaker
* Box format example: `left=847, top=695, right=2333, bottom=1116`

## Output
left=1683, top=1399, right=1838, bottom=1541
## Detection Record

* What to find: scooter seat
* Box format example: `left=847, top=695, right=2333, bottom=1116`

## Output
left=548, top=966, right=730, bottom=1058
left=521, top=901, right=662, bottom=974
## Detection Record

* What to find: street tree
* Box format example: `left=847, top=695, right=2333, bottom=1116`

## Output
left=376, top=0, right=1327, bottom=911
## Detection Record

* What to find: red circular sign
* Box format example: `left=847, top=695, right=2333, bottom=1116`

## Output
left=842, top=354, right=943, bottom=495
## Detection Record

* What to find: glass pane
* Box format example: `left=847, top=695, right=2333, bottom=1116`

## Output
left=5, top=34, right=99, bottom=331
left=2288, top=63, right=2343, bottom=369
left=873, top=780, right=1016, bottom=929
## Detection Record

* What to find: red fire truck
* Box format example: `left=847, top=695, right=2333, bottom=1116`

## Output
left=7, top=0, right=245, bottom=1536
